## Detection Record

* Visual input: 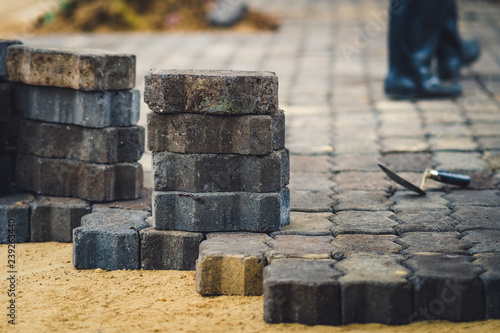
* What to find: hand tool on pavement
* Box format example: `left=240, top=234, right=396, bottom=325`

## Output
left=378, top=164, right=470, bottom=196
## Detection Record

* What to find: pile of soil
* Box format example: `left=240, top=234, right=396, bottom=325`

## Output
left=33, top=0, right=280, bottom=33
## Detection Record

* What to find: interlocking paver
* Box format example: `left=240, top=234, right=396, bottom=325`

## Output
left=392, top=191, right=450, bottom=211
left=266, top=235, right=334, bottom=262
left=330, top=234, right=402, bottom=256
left=445, top=190, right=500, bottom=207
left=381, top=153, right=434, bottom=172
left=333, top=172, right=391, bottom=192
left=333, top=190, right=392, bottom=211
left=434, top=152, right=489, bottom=171
left=271, top=212, right=333, bottom=236
left=473, top=253, right=500, bottom=319
left=290, top=190, right=333, bottom=212
left=391, top=209, right=456, bottom=233
left=462, top=230, right=500, bottom=254
left=330, top=211, right=396, bottom=235
left=397, top=232, right=468, bottom=255
left=451, top=207, right=500, bottom=231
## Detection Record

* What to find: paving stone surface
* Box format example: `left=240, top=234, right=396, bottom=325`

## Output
left=289, top=190, right=333, bottom=212
left=18, top=119, right=144, bottom=164
left=140, top=228, right=204, bottom=270
left=392, top=192, right=450, bottom=211
left=333, top=190, right=392, bottom=211
left=405, top=254, right=484, bottom=322
left=462, top=230, right=500, bottom=254
left=333, top=172, right=391, bottom=192
left=263, top=260, right=342, bottom=325
left=330, top=234, right=402, bottom=257
left=271, top=212, right=333, bottom=236
left=336, top=253, right=412, bottom=325
left=144, top=70, right=278, bottom=115
left=391, top=209, right=457, bottom=233
left=153, top=188, right=289, bottom=232
left=266, top=235, right=334, bottom=262
left=153, top=149, right=289, bottom=192
left=288, top=172, right=334, bottom=191
left=73, top=209, right=150, bottom=270
left=16, top=154, right=143, bottom=202
left=397, top=232, right=468, bottom=255
left=0, top=193, right=34, bottom=243
left=196, top=232, right=272, bottom=296
left=433, top=152, right=489, bottom=171
left=0, top=39, right=22, bottom=77
left=30, top=196, right=91, bottom=242
left=7, top=45, right=135, bottom=90
left=445, top=190, right=500, bottom=207
left=147, top=111, right=285, bottom=155
left=14, top=84, right=140, bottom=128
left=473, top=253, right=500, bottom=319
left=451, top=207, right=500, bottom=231
left=381, top=153, right=434, bottom=172
left=330, top=211, right=396, bottom=236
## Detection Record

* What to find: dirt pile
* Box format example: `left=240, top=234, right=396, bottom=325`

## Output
left=33, top=0, right=280, bottom=33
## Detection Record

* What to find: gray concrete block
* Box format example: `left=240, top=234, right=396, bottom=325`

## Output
left=271, top=212, right=333, bottom=236
left=398, top=232, right=468, bottom=255
left=0, top=193, right=34, bottom=244
left=337, top=253, right=412, bottom=325
left=445, top=190, right=500, bottom=207
left=196, top=232, right=272, bottom=296
left=147, top=111, right=285, bottom=155
left=391, top=209, right=457, bottom=233
left=30, top=196, right=91, bottom=242
left=263, top=259, right=342, bottom=325
left=462, top=230, right=500, bottom=254
left=330, top=211, right=397, bottom=236
left=18, top=118, right=144, bottom=164
left=73, top=209, right=150, bottom=270
left=333, top=190, right=392, bottom=211
left=266, top=235, right=335, bottom=262
left=152, top=149, right=289, bottom=192
left=0, top=156, right=11, bottom=195
left=0, top=83, right=11, bottom=121
left=7, top=45, right=135, bottom=91
left=331, top=234, right=403, bottom=257
left=473, top=253, right=500, bottom=319
left=0, top=39, right=22, bottom=77
left=14, top=84, right=140, bottom=128
left=405, top=253, right=484, bottom=322
left=16, top=154, right=143, bottom=202
left=153, top=188, right=289, bottom=232
left=139, top=228, right=204, bottom=270
left=290, top=190, right=333, bottom=212
left=144, top=69, right=278, bottom=115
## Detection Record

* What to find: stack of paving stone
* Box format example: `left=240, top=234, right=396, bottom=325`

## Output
left=0, top=39, right=22, bottom=195
left=6, top=44, right=144, bottom=202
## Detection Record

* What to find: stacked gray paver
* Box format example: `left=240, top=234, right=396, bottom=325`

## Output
left=6, top=45, right=144, bottom=202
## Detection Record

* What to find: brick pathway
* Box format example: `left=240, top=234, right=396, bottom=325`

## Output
left=17, top=0, right=500, bottom=325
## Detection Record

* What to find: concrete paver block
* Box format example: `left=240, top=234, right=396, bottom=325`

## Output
left=331, top=234, right=402, bottom=257
left=153, top=188, right=289, bottom=232
left=14, top=84, right=140, bottom=128
left=434, top=152, right=489, bottom=171
left=398, top=232, right=468, bottom=255
left=451, top=207, right=500, bottom=231
left=330, top=211, right=396, bottom=236
left=30, top=196, right=91, bottom=242
left=196, top=232, right=272, bottom=296
left=263, top=259, right=342, bottom=325
left=337, top=253, right=412, bottom=325
left=290, top=190, right=333, bottom=212
left=392, top=191, right=450, bottom=211
left=7, top=45, right=135, bottom=90
left=391, top=209, right=457, bottom=233
left=381, top=153, right=433, bottom=172
left=405, top=253, right=484, bottom=322
left=140, top=228, right=204, bottom=270
left=271, top=212, right=333, bottom=236
left=0, top=193, right=34, bottom=243
left=333, top=190, right=392, bottom=211
left=473, top=253, right=500, bottom=319
left=333, top=171, right=392, bottom=192
left=144, top=69, right=278, bottom=115
left=153, top=149, right=289, bottom=192
left=445, top=190, right=500, bottom=207
left=16, top=154, right=143, bottom=202
left=462, top=230, right=500, bottom=254
left=147, top=111, right=285, bottom=155
left=288, top=172, right=335, bottom=191
left=18, top=119, right=144, bottom=164
left=266, top=235, right=334, bottom=262
left=0, top=39, right=22, bottom=77
left=73, top=209, right=150, bottom=270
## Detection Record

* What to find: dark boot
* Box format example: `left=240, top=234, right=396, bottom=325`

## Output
left=384, top=0, right=462, bottom=99
left=437, top=0, right=481, bottom=80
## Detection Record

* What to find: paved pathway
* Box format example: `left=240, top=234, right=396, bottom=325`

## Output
left=16, top=0, right=500, bottom=325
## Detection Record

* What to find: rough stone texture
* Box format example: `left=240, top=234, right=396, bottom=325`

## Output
left=18, top=119, right=144, bottom=164
left=451, top=207, right=500, bottom=231
left=153, top=188, right=289, bottom=232
left=266, top=235, right=334, bottom=262
left=462, top=230, right=500, bottom=254
left=7, top=45, right=135, bottom=91
left=290, top=190, right=333, bottom=212
left=434, top=152, right=489, bottom=171
left=0, top=83, right=11, bottom=121
left=331, top=154, right=382, bottom=172
left=333, top=172, right=392, bottom=192
left=0, top=156, right=11, bottom=195
left=0, top=39, right=22, bottom=77
left=263, top=259, right=342, bottom=325
left=92, top=188, right=152, bottom=212
left=0, top=193, right=34, bottom=243
left=16, top=154, right=143, bottom=202
left=153, top=149, right=289, bottom=192
left=288, top=172, right=335, bottom=192
left=144, top=69, right=278, bottom=115
left=391, top=209, right=456, bottom=233
left=405, top=254, right=484, bottom=322
left=73, top=209, right=150, bottom=270
left=330, top=211, right=396, bottom=236
left=336, top=253, right=412, bottom=325
left=397, top=232, right=468, bottom=255
left=290, top=155, right=331, bottom=173
left=473, top=253, right=500, bottom=319
left=30, top=196, right=91, bottom=242
left=445, top=190, right=500, bottom=207
left=331, top=234, right=402, bottom=257
left=139, top=228, right=204, bottom=270
left=392, top=192, right=450, bottom=211
left=196, top=233, right=272, bottom=296
left=333, top=190, right=392, bottom=211
left=14, top=84, right=140, bottom=128
left=381, top=153, right=434, bottom=172
left=147, top=111, right=285, bottom=155
left=271, top=212, right=333, bottom=236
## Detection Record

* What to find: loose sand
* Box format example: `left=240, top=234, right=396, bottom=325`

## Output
left=0, top=242, right=499, bottom=332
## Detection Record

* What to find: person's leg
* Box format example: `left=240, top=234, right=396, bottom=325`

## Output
left=385, top=0, right=462, bottom=99
left=436, top=0, right=481, bottom=80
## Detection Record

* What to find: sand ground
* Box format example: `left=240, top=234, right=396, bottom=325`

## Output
left=1, top=242, right=499, bottom=332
